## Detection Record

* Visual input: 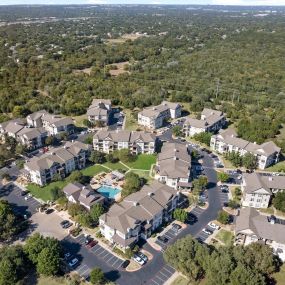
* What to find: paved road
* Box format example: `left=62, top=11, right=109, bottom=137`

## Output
left=60, top=142, right=222, bottom=285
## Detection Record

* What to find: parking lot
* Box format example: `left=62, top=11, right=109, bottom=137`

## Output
left=218, top=189, right=229, bottom=206
left=74, top=234, right=125, bottom=270
left=148, top=264, right=175, bottom=285
left=0, top=182, right=41, bottom=216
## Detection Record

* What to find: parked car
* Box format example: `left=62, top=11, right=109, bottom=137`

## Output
left=132, top=255, right=145, bottom=266
left=202, top=228, right=213, bottom=235
left=208, top=222, right=220, bottom=230
left=172, top=223, right=182, bottom=233
left=137, top=252, right=148, bottom=263
left=121, top=260, right=130, bottom=269
left=20, top=190, right=29, bottom=196
left=44, top=208, right=54, bottom=214
left=84, top=235, right=93, bottom=245
left=86, top=240, right=98, bottom=249
left=24, top=193, right=32, bottom=200
left=157, top=236, right=169, bottom=244
left=60, top=220, right=72, bottom=228
left=68, top=258, right=79, bottom=267
left=187, top=213, right=197, bottom=224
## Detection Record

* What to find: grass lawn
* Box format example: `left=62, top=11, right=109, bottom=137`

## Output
left=124, top=109, right=139, bottom=131
left=126, top=154, right=157, bottom=170
left=27, top=165, right=107, bottom=202
left=73, top=114, right=87, bottom=127
left=215, top=229, right=234, bottom=246
left=27, top=180, right=68, bottom=202
left=103, top=161, right=129, bottom=171
left=37, top=276, right=69, bottom=285
left=130, top=169, right=153, bottom=183
left=266, top=160, right=285, bottom=172
left=81, top=164, right=108, bottom=177
left=259, top=206, right=275, bottom=215
left=171, top=276, right=190, bottom=285
left=272, top=264, right=285, bottom=285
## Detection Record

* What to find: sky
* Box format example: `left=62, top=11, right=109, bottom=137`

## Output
left=0, top=0, right=284, bottom=5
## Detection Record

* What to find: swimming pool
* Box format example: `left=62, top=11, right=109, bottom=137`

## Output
left=97, top=185, right=121, bottom=199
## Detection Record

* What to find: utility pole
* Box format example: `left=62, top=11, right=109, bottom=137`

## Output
left=215, top=78, right=220, bottom=99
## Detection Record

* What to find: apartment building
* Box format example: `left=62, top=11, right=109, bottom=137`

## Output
left=24, top=141, right=91, bottom=186
left=27, top=110, right=75, bottom=136
left=235, top=207, right=285, bottom=261
left=99, top=181, right=180, bottom=250
left=87, top=99, right=112, bottom=126
left=210, top=129, right=281, bottom=169
left=241, top=172, right=285, bottom=208
left=183, top=108, right=226, bottom=137
left=138, top=101, right=181, bottom=129
left=155, top=142, right=192, bottom=190
left=63, top=182, right=105, bottom=210
left=93, top=130, right=157, bottom=154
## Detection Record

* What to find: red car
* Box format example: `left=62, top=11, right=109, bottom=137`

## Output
left=86, top=240, right=98, bottom=249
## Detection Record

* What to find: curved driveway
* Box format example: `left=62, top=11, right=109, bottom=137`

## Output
left=110, top=146, right=223, bottom=285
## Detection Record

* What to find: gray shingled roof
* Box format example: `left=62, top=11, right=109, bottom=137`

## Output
left=243, top=172, right=285, bottom=194
left=41, top=114, right=74, bottom=127
left=27, top=110, right=48, bottom=121
left=17, top=127, right=47, bottom=140
left=236, top=207, right=285, bottom=244
left=100, top=181, right=177, bottom=235
left=25, top=141, right=89, bottom=172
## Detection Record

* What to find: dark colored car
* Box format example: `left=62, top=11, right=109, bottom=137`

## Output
left=172, top=223, right=182, bottom=233
left=45, top=208, right=54, bottom=214
left=85, top=236, right=93, bottom=245
left=20, top=190, right=29, bottom=196
left=60, top=220, right=73, bottom=229
left=157, top=236, right=169, bottom=244
left=187, top=213, right=198, bottom=224
left=121, top=260, right=130, bottom=269
left=86, top=240, right=98, bottom=248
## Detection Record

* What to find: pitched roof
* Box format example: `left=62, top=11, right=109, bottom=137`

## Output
left=17, top=127, right=47, bottom=139
left=236, top=207, right=285, bottom=244
left=41, top=114, right=73, bottom=127
left=213, top=128, right=280, bottom=157
left=161, top=101, right=181, bottom=110
left=100, top=181, right=177, bottom=235
left=94, top=130, right=156, bottom=144
left=201, top=108, right=223, bottom=118
left=25, top=141, right=89, bottom=172
left=27, top=110, right=48, bottom=121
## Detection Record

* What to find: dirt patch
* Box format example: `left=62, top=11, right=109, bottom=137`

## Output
left=108, top=61, right=130, bottom=77
left=73, top=67, right=92, bottom=76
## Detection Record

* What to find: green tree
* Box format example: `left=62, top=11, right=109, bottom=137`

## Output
left=0, top=200, right=18, bottom=242
left=273, top=192, right=285, bottom=213
left=114, top=149, right=136, bottom=163
left=68, top=203, right=86, bottom=217
left=50, top=186, right=63, bottom=201
left=67, top=170, right=84, bottom=183
left=173, top=208, right=188, bottom=223
left=192, top=176, right=208, bottom=193
left=225, top=152, right=242, bottom=167
left=90, top=204, right=105, bottom=224
left=164, top=236, right=209, bottom=282
left=0, top=245, right=28, bottom=285
left=242, top=153, right=258, bottom=170
left=37, top=246, right=60, bottom=276
left=172, top=125, right=183, bottom=137
left=217, top=172, right=229, bottom=183
left=217, top=210, right=230, bottom=224
left=84, top=136, right=93, bottom=145
left=122, top=172, right=141, bottom=197
left=193, top=132, right=212, bottom=146
left=227, top=199, right=239, bottom=209
left=90, top=150, right=106, bottom=164
left=45, top=136, right=55, bottom=146
left=90, top=267, right=105, bottom=285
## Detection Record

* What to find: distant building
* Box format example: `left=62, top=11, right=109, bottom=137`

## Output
left=155, top=142, right=192, bottom=190
left=24, top=141, right=91, bottom=186
left=210, top=129, right=280, bottom=169
left=99, top=181, right=180, bottom=250
left=241, top=172, right=285, bottom=208
left=27, top=110, right=75, bottom=136
left=93, top=130, right=157, bottom=154
left=235, top=207, right=285, bottom=261
left=183, top=108, right=226, bottom=137
left=87, top=99, right=112, bottom=126
left=138, top=101, right=181, bottom=129
left=63, top=182, right=105, bottom=210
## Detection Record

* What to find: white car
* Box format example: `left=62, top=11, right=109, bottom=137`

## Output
left=202, top=228, right=213, bottom=235
left=68, top=258, right=79, bottom=267
left=132, top=255, right=145, bottom=266
left=24, top=194, right=32, bottom=200
left=208, top=222, right=220, bottom=230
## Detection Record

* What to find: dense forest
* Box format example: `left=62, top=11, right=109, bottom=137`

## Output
left=0, top=5, right=285, bottom=148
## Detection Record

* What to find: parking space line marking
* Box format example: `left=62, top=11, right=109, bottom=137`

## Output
left=92, top=246, right=102, bottom=253
left=96, top=248, right=105, bottom=255
left=111, top=258, right=120, bottom=267
left=164, top=265, right=175, bottom=273
left=161, top=267, right=174, bottom=275
left=80, top=268, right=90, bottom=276
left=151, top=279, right=160, bottom=285
left=102, top=253, right=112, bottom=259
left=98, top=250, right=108, bottom=257
left=106, top=255, right=116, bottom=263
left=159, top=271, right=169, bottom=278
left=155, top=275, right=165, bottom=282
